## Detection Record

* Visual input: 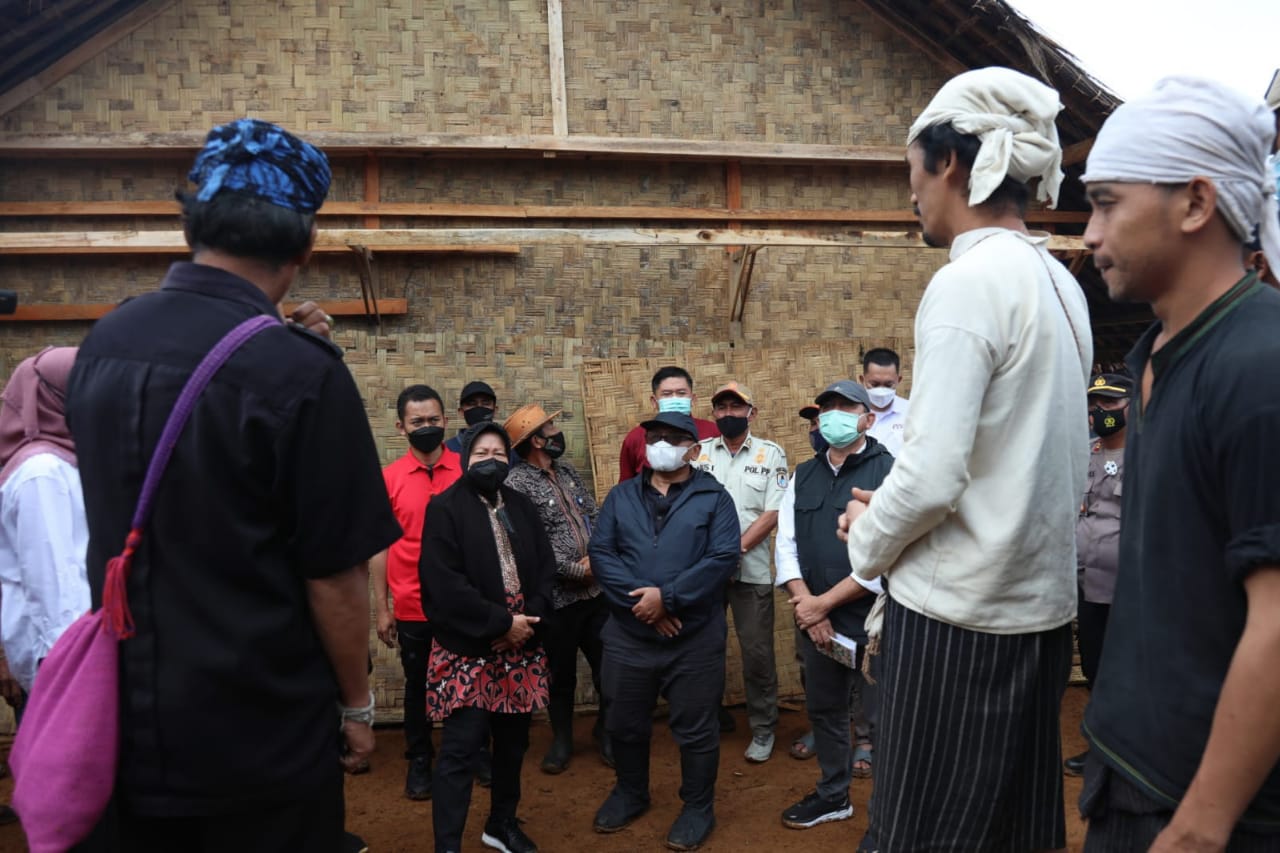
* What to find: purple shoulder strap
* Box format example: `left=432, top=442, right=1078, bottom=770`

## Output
left=130, top=314, right=279, bottom=529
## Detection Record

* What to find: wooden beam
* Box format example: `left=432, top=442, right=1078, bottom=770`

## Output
left=0, top=298, right=409, bottom=323
left=0, top=0, right=176, bottom=117
left=546, top=0, right=569, bottom=137
left=0, top=131, right=907, bottom=166
left=0, top=227, right=1086, bottom=252
left=0, top=200, right=1091, bottom=224
left=1061, top=137, right=1094, bottom=167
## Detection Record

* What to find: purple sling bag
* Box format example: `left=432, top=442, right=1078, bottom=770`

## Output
left=9, top=314, right=279, bottom=853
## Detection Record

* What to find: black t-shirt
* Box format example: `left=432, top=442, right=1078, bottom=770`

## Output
left=641, top=470, right=691, bottom=536
left=1086, top=272, right=1280, bottom=830
left=67, top=262, right=402, bottom=816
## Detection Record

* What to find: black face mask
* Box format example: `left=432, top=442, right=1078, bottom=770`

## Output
left=1091, top=406, right=1126, bottom=437
left=716, top=415, right=749, bottom=439
left=407, top=425, right=444, bottom=455
left=466, top=458, right=509, bottom=493
left=541, top=433, right=566, bottom=459
left=809, top=429, right=829, bottom=454
left=463, top=406, right=495, bottom=426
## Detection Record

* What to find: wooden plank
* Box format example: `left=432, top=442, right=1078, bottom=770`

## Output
left=0, top=200, right=1092, bottom=224
left=546, top=0, right=569, bottom=137
left=0, top=131, right=908, bottom=165
left=1062, top=137, right=1094, bottom=167
left=0, top=0, right=176, bottom=117
left=0, top=227, right=1085, bottom=252
left=0, top=298, right=409, bottom=323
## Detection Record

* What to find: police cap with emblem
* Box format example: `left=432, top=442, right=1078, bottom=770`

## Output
left=1087, top=373, right=1134, bottom=400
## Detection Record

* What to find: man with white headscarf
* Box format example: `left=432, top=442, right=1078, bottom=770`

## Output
left=1078, top=77, right=1280, bottom=853
left=822, top=67, right=1092, bottom=851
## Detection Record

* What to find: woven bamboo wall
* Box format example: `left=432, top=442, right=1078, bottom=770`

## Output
left=2, top=0, right=948, bottom=139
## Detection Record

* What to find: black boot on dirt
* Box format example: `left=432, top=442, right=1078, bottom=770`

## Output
left=541, top=700, right=575, bottom=774
left=405, top=754, right=432, bottom=800
left=593, top=738, right=651, bottom=833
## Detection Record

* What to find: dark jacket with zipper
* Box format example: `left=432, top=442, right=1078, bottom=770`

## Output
left=590, top=467, right=741, bottom=643
left=793, top=436, right=895, bottom=641
left=418, top=478, right=556, bottom=657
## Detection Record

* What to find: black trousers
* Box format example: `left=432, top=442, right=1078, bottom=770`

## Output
left=432, top=707, right=530, bottom=853
left=73, top=770, right=344, bottom=853
left=397, top=618, right=435, bottom=761
left=544, top=595, right=608, bottom=720
left=602, top=618, right=725, bottom=754
left=1077, top=597, right=1111, bottom=690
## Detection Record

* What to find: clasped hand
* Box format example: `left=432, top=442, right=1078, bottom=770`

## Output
left=630, top=586, right=682, bottom=638
left=491, top=613, right=541, bottom=652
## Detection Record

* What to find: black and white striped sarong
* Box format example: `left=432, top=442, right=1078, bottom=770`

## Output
left=860, top=595, right=1072, bottom=852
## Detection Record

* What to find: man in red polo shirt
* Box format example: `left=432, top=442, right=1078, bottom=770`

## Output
left=371, top=384, right=463, bottom=800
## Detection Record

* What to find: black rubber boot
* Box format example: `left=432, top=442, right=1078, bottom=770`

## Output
left=593, top=739, right=651, bottom=833
left=665, top=747, right=719, bottom=850
left=540, top=698, right=575, bottom=775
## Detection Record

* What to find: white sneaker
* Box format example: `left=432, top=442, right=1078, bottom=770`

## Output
left=744, top=732, right=775, bottom=763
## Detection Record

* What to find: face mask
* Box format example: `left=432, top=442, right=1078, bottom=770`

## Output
left=463, top=406, right=495, bottom=426
left=466, top=458, right=509, bottom=493
left=657, top=396, right=692, bottom=415
left=645, top=441, right=689, bottom=472
left=809, top=429, right=829, bottom=454
left=541, top=433, right=566, bottom=459
left=818, top=410, right=864, bottom=449
left=866, top=386, right=895, bottom=409
left=407, top=425, right=444, bottom=455
left=715, top=415, right=749, bottom=439
left=1091, top=406, right=1126, bottom=437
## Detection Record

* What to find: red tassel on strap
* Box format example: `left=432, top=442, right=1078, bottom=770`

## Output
left=102, top=529, right=141, bottom=640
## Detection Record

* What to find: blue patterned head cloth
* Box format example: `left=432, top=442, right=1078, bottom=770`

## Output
left=188, top=118, right=331, bottom=213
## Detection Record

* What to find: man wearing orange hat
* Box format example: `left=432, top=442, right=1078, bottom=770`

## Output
left=693, top=381, right=788, bottom=764
left=503, top=403, right=607, bottom=775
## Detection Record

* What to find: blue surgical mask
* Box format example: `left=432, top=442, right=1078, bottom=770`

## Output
left=818, top=410, right=863, bottom=449
left=657, top=396, right=692, bottom=415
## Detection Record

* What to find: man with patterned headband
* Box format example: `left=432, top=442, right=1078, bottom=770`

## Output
left=67, top=119, right=401, bottom=852
left=1078, top=77, right=1280, bottom=852
left=837, top=68, right=1092, bottom=851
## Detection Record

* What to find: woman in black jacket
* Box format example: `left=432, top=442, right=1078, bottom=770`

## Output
left=419, top=421, right=556, bottom=853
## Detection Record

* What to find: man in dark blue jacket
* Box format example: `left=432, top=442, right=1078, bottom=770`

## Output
left=589, top=411, right=741, bottom=851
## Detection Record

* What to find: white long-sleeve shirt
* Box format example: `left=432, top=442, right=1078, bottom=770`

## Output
left=846, top=228, right=1092, bottom=634
left=0, top=453, right=90, bottom=691
left=775, top=447, right=882, bottom=594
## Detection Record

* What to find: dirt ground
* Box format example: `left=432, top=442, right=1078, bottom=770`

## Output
left=0, top=686, right=1091, bottom=852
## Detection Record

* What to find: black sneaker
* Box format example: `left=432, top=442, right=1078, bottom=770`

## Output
left=342, top=831, right=369, bottom=853
left=405, top=755, right=432, bottom=800
left=781, top=791, right=854, bottom=829
left=481, top=816, right=538, bottom=853
left=1063, top=749, right=1088, bottom=776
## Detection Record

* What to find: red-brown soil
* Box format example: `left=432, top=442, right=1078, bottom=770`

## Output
left=0, top=686, right=1091, bottom=852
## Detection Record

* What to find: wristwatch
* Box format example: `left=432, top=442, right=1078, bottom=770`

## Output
left=338, top=691, right=376, bottom=726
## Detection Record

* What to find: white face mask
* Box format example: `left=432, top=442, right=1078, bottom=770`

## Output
left=866, top=386, right=895, bottom=409
left=645, top=441, right=689, bottom=472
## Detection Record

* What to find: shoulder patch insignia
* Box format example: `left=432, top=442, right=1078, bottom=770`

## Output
left=777, top=471, right=789, bottom=489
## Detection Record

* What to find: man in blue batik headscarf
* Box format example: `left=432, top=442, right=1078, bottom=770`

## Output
left=66, top=119, right=402, bottom=852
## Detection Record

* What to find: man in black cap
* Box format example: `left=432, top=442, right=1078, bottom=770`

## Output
left=444, top=381, right=501, bottom=455
left=775, top=380, right=894, bottom=829
left=1063, top=373, right=1132, bottom=777
left=590, top=411, right=741, bottom=851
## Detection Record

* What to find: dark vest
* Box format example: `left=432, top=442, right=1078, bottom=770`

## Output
left=793, top=437, right=895, bottom=640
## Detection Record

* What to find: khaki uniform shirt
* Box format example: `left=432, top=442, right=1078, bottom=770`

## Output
left=694, top=433, right=788, bottom=585
left=1077, top=441, right=1124, bottom=604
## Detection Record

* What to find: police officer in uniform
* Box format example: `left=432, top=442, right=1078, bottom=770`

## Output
left=1064, top=373, right=1132, bottom=776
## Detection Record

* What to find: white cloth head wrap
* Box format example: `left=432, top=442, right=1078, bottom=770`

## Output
left=1082, top=76, right=1280, bottom=276
left=908, top=67, right=1065, bottom=209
